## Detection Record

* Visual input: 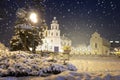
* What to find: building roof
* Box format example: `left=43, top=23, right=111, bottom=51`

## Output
left=92, top=32, right=100, bottom=37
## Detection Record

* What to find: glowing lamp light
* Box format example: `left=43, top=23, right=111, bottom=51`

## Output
left=29, top=12, right=38, bottom=23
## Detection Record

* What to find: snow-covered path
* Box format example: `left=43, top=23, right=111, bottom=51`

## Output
left=70, top=55, right=120, bottom=74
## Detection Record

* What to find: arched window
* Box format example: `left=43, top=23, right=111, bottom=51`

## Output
left=95, top=43, right=97, bottom=48
left=51, top=32, right=53, bottom=36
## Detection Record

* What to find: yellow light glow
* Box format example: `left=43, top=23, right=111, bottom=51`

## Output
left=29, top=12, right=38, bottom=23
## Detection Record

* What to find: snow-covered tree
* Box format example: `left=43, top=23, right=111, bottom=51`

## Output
left=10, top=0, right=46, bottom=53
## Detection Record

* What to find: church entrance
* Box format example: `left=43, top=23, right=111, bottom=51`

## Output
left=54, top=46, right=59, bottom=52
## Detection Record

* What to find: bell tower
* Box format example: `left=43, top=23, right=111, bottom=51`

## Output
left=51, top=17, right=59, bottom=30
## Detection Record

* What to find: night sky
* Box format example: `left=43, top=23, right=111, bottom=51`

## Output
left=0, top=0, right=120, bottom=47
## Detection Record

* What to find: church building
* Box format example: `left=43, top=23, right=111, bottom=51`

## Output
left=90, top=32, right=110, bottom=55
left=36, top=17, right=72, bottom=52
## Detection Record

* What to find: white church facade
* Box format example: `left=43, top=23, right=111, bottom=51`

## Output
left=36, top=17, right=72, bottom=52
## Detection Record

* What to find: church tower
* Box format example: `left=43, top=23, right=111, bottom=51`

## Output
left=51, top=17, right=59, bottom=30
left=36, top=17, right=71, bottom=52
left=46, top=17, right=60, bottom=37
left=44, top=17, right=61, bottom=52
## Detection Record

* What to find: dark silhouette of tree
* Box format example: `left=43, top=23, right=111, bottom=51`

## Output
left=10, top=0, right=46, bottom=53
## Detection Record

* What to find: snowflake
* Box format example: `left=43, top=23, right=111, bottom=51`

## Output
left=71, top=12, right=74, bottom=15
left=102, top=11, right=106, bottom=14
left=6, top=23, right=9, bottom=26
left=98, top=2, right=100, bottom=5
left=89, top=25, right=92, bottom=28
left=96, top=9, right=98, bottom=12
left=100, top=4, right=103, bottom=7
left=111, top=4, right=114, bottom=7
left=67, top=9, right=71, bottom=12
left=101, top=24, right=103, bottom=27
left=62, top=16, right=65, bottom=18
left=60, top=2, right=65, bottom=7
left=77, top=1, right=80, bottom=4
left=87, top=11, right=90, bottom=14
left=101, top=1, right=104, bottom=4
left=110, top=1, right=113, bottom=4
left=87, top=10, right=92, bottom=14
left=62, top=25, right=65, bottom=27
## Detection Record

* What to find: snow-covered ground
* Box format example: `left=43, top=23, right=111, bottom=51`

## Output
left=0, top=49, right=120, bottom=80
left=70, top=55, right=120, bottom=73
left=0, top=51, right=77, bottom=77
left=0, top=71, right=120, bottom=80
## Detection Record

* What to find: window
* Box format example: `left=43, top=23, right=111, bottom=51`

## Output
left=106, top=50, right=108, bottom=53
left=56, top=32, right=58, bottom=36
left=45, top=31, right=47, bottom=36
left=64, top=43, right=66, bottom=45
left=95, top=43, right=97, bottom=48
left=68, top=43, right=69, bottom=46
left=56, top=26, right=57, bottom=29
left=51, top=39, right=53, bottom=42
left=51, top=32, right=53, bottom=36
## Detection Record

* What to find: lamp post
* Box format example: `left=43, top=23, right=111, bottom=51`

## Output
left=29, top=12, right=38, bottom=53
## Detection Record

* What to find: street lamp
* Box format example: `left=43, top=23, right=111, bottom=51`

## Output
left=29, top=12, right=38, bottom=23
left=29, top=12, right=38, bottom=53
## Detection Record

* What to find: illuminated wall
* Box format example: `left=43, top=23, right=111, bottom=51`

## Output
left=90, top=32, right=110, bottom=55
left=36, top=17, right=72, bottom=52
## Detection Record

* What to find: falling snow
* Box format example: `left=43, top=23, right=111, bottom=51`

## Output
left=0, top=0, right=120, bottom=46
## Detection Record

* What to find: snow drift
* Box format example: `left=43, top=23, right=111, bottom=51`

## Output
left=0, top=51, right=77, bottom=77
